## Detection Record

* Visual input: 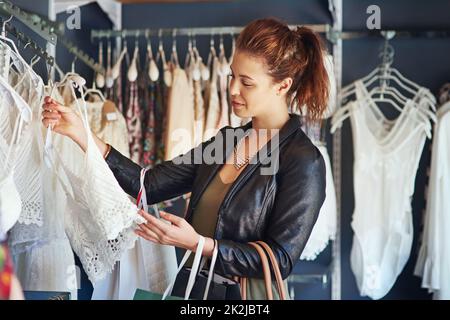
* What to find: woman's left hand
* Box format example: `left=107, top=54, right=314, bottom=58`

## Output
left=135, top=209, right=200, bottom=252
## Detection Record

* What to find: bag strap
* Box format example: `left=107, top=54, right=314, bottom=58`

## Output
left=243, top=241, right=287, bottom=300
left=255, top=241, right=287, bottom=300
left=162, top=236, right=205, bottom=300
left=203, top=239, right=218, bottom=300
left=247, top=242, right=274, bottom=300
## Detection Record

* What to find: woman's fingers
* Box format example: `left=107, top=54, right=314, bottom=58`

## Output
left=139, top=209, right=172, bottom=240
left=160, top=211, right=183, bottom=226
left=42, top=118, right=58, bottom=128
left=138, top=222, right=160, bottom=240
left=42, top=110, right=61, bottom=120
left=135, top=229, right=159, bottom=243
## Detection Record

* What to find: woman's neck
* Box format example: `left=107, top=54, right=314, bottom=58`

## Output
left=252, top=108, right=290, bottom=131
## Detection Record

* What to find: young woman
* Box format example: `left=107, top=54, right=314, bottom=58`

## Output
left=42, top=18, right=329, bottom=299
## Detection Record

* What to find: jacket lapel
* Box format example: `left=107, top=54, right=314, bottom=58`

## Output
left=187, top=114, right=301, bottom=219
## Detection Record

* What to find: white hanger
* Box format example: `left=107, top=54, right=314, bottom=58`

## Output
left=83, top=81, right=106, bottom=102
left=146, top=29, right=159, bottom=82
left=95, top=40, right=105, bottom=88
left=105, top=39, right=114, bottom=88
left=170, top=29, right=179, bottom=68
left=112, top=41, right=127, bottom=80
left=229, top=33, right=236, bottom=63
left=156, top=29, right=172, bottom=87
left=127, top=31, right=139, bottom=82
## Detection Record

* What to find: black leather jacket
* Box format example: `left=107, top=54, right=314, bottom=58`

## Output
left=106, top=114, right=326, bottom=280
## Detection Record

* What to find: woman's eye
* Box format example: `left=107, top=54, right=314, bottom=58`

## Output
left=242, top=82, right=252, bottom=87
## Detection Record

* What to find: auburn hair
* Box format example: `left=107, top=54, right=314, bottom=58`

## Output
left=236, top=18, right=329, bottom=121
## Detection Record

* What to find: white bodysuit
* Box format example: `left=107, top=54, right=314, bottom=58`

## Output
left=347, top=80, right=432, bottom=299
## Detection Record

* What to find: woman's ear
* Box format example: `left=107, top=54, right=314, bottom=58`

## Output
left=277, top=77, right=293, bottom=96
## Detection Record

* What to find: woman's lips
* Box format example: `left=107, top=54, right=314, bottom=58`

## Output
left=232, top=101, right=245, bottom=108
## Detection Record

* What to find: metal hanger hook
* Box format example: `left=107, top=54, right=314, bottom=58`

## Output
left=1, top=14, right=13, bottom=36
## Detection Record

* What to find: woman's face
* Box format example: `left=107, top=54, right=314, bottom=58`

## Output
left=229, top=50, right=280, bottom=118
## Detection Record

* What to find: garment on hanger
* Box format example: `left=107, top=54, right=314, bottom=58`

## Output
left=414, top=101, right=450, bottom=300
left=193, top=72, right=205, bottom=146
left=126, top=80, right=143, bottom=164
left=203, top=57, right=220, bottom=141
left=292, top=54, right=338, bottom=260
left=0, top=243, right=14, bottom=299
left=141, top=71, right=157, bottom=167
left=43, top=80, right=145, bottom=285
left=341, top=80, right=433, bottom=299
left=164, top=66, right=195, bottom=161
left=217, top=59, right=230, bottom=130
left=92, top=168, right=177, bottom=300
left=154, top=77, right=167, bottom=165
left=300, top=140, right=337, bottom=260
left=0, top=48, right=78, bottom=298
left=86, top=99, right=130, bottom=157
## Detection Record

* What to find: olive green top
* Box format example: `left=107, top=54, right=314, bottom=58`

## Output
left=188, top=171, right=290, bottom=300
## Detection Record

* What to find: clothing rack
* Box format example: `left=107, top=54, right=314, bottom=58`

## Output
left=90, top=24, right=331, bottom=40
left=0, top=0, right=58, bottom=45
left=326, top=6, right=450, bottom=299
left=57, top=36, right=105, bottom=74
left=328, top=29, right=450, bottom=41
left=12, top=7, right=105, bottom=75
left=4, top=22, right=55, bottom=66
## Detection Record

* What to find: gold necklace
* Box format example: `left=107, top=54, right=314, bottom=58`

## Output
left=233, top=132, right=251, bottom=170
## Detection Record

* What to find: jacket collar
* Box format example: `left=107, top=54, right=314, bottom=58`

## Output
left=187, top=113, right=301, bottom=219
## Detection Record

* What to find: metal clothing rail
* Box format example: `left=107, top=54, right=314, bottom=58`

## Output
left=57, top=36, right=105, bottom=74
left=328, top=29, right=450, bottom=42
left=90, top=24, right=331, bottom=40
left=12, top=7, right=105, bottom=75
left=4, top=22, right=54, bottom=66
left=0, top=0, right=58, bottom=45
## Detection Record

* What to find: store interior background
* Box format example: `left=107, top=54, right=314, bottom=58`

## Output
left=8, top=0, right=450, bottom=299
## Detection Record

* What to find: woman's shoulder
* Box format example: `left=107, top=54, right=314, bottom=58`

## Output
left=278, top=129, right=325, bottom=174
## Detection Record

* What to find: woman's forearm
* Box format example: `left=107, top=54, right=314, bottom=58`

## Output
left=71, top=128, right=109, bottom=157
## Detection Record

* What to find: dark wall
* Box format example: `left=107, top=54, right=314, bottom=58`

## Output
left=55, top=2, right=113, bottom=85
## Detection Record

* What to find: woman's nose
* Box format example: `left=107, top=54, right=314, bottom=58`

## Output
left=229, top=78, right=239, bottom=96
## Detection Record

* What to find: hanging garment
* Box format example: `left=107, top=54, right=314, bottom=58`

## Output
left=92, top=168, right=177, bottom=300
left=414, top=101, right=450, bottom=300
left=141, top=75, right=157, bottom=167
left=164, top=67, right=195, bottom=161
left=143, top=82, right=157, bottom=167
left=293, top=54, right=338, bottom=260
left=344, top=80, right=433, bottom=299
left=2, top=56, right=78, bottom=298
left=300, top=142, right=337, bottom=260
left=0, top=243, right=14, bottom=299
left=43, top=81, right=145, bottom=284
left=154, top=79, right=167, bottom=165
left=193, top=75, right=205, bottom=146
left=203, top=57, right=220, bottom=141
left=217, top=59, right=230, bottom=130
left=0, top=74, right=30, bottom=240
left=126, top=81, right=143, bottom=164
left=86, top=99, right=130, bottom=157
